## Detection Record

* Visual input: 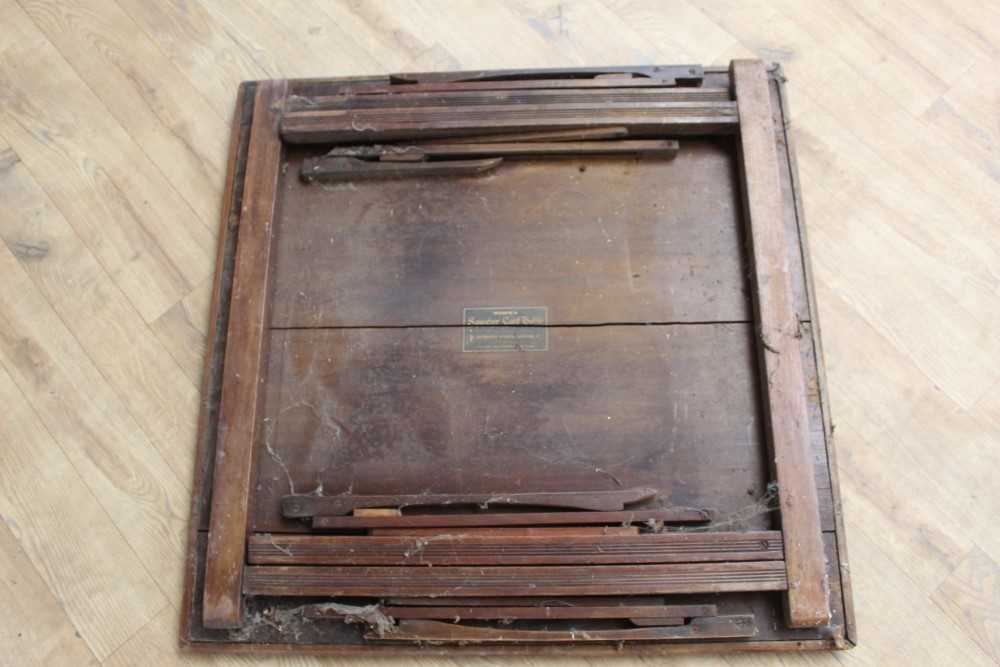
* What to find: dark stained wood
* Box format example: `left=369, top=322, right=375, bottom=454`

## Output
left=271, top=142, right=752, bottom=328
left=243, top=562, right=788, bottom=597
left=370, top=526, right=640, bottom=536
left=388, top=65, right=703, bottom=85
left=253, top=325, right=763, bottom=533
left=305, top=603, right=715, bottom=621
left=314, top=139, right=680, bottom=161
left=731, top=59, right=830, bottom=628
left=185, top=63, right=850, bottom=654
left=180, top=80, right=255, bottom=644
left=439, top=126, right=630, bottom=142
left=310, top=510, right=711, bottom=531
left=289, top=88, right=729, bottom=112
left=299, top=155, right=502, bottom=181
left=247, top=531, right=784, bottom=565
left=201, top=79, right=288, bottom=630
left=335, top=77, right=710, bottom=95
left=280, top=101, right=739, bottom=144
left=281, top=487, right=658, bottom=517
left=370, top=615, right=756, bottom=642
left=385, top=595, right=672, bottom=607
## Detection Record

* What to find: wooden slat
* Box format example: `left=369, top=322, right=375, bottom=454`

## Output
left=387, top=65, right=703, bottom=84
left=305, top=603, right=716, bottom=621
left=248, top=531, right=783, bottom=565
left=288, top=87, right=731, bottom=111
left=282, top=487, right=658, bottom=517
left=343, top=79, right=690, bottom=95
left=368, top=615, right=756, bottom=642
left=299, top=156, right=503, bottom=181
left=385, top=595, right=667, bottom=607
left=280, top=101, right=739, bottom=144
left=243, top=561, right=788, bottom=597
left=370, top=526, right=639, bottom=536
left=310, top=509, right=711, bottom=530
left=730, top=59, right=830, bottom=628
left=201, top=79, right=287, bottom=630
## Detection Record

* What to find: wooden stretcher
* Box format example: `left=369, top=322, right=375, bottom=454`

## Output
left=180, top=61, right=854, bottom=655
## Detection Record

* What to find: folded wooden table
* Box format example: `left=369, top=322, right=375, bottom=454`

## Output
left=181, top=61, right=854, bottom=655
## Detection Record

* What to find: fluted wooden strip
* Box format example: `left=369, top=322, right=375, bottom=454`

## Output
left=248, top=530, right=783, bottom=565
left=243, top=562, right=788, bottom=597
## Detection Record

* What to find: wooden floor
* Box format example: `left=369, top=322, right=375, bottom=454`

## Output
left=0, top=1, right=997, bottom=664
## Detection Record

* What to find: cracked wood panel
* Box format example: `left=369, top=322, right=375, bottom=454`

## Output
left=253, top=323, right=834, bottom=534
left=256, top=324, right=766, bottom=533
left=270, top=134, right=810, bottom=328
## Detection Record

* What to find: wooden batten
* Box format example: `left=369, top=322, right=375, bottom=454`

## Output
left=247, top=531, right=784, bottom=565
left=280, top=101, right=739, bottom=144
left=730, top=59, right=831, bottom=628
left=310, top=509, right=712, bottom=530
left=201, top=79, right=288, bottom=630
left=243, top=562, right=789, bottom=597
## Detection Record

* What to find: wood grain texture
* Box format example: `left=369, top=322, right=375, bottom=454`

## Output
left=244, top=561, right=789, bottom=597
left=271, top=140, right=753, bottom=327
left=248, top=531, right=783, bottom=565
left=202, top=80, right=287, bottom=629
left=310, top=510, right=707, bottom=530
left=2, top=2, right=997, bottom=664
left=280, top=100, right=739, bottom=143
left=732, top=59, right=829, bottom=628
left=306, top=603, right=716, bottom=621
left=281, top=487, right=658, bottom=517
left=371, top=615, right=755, bottom=642
left=290, top=87, right=731, bottom=111
left=932, top=547, right=1000, bottom=663
left=369, top=526, right=639, bottom=536
left=254, top=325, right=767, bottom=533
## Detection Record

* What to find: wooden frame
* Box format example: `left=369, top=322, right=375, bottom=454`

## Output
left=182, top=61, right=853, bottom=654
left=730, top=60, right=830, bottom=628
